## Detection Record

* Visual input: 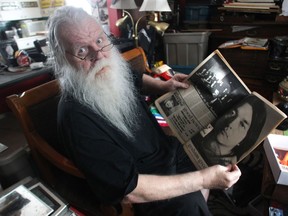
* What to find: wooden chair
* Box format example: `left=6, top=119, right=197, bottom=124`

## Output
left=121, top=46, right=152, bottom=74
left=5, top=47, right=150, bottom=216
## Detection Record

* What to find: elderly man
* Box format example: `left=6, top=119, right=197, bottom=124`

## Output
left=47, top=6, right=241, bottom=216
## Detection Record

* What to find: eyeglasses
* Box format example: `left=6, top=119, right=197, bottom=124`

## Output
left=66, top=43, right=114, bottom=62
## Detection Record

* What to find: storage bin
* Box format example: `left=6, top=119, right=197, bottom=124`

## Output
left=163, top=32, right=211, bottom=67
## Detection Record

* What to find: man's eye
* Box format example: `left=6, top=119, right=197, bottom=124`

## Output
left=230, top=110, right=236, bottom=116
left=96, top=38, right=104, bottom=45
left=77, top=47, right=88, bottom=57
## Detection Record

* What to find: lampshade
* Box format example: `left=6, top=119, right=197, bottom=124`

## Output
left=110, top=0, right=138, bottom=9
left=139, top=0, right=171, bottom=12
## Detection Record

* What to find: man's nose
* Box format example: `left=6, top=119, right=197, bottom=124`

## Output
left=90, top=49, right=104, bottom=62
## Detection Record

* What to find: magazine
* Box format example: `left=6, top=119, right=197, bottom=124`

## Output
left=0, top=185, right=53, bottom=216
left=155, top=50, right=287, bottom=169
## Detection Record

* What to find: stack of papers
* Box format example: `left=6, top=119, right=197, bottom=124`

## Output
left=218, top=37, right=269, bottom=50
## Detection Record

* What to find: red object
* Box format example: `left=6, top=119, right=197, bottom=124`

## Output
left=69, top=206, right=86, bottom=216
left=15, top=50, right=31, bottom=67
left=153, top=71, right=172, bottom=81
left=107, top=0, right=121, bottom=37
left=16, top=55, right=30, bottom=67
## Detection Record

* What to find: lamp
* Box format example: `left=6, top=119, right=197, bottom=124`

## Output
left=115, top=11, right=135, bottom=38
left=139, top=0, right=171, bottom=22
left=134, top=15, right=169, bottom=47
left=134, top=0, right=171, bottom=46
left=111, top=0, right=171, bottom=48
left=110, top=0, right=137, bottom=38
left=139, top=0, right=172, bottom=12
left=110, top=0, right=137, bottom=10
left=110, top=0, right=137, bottom=39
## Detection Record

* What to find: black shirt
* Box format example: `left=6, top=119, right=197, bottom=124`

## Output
left=57, top=72, right=179, bottom=204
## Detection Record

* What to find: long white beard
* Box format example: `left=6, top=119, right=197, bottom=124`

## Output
left=60, top=48, right=139, bottom=138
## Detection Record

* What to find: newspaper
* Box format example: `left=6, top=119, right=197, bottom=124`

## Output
left=155, top=50, right=287, bottom=169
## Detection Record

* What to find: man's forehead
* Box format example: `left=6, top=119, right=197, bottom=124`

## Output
left=60, top=19, right=103, bottom=44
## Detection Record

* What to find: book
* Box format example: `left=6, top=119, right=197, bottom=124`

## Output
left=223, top=4, right=277, bottom=10
left=223, top=2, right=279, bottom=9
left=229, top=2, right=276, bottom=6
left=236, top=0, right=275, bottom=2
left=0, top=185, right=53, bottom=216
left=155, top=50, right=287, bottom=169
left=218, top=6, right=280, bottom=13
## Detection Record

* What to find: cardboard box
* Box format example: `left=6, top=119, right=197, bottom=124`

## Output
left=263, top=134, right=288, bottom=186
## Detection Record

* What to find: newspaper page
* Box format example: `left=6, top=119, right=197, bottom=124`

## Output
left=155, top=50, right=250, bottom=144
left=184, top=92, right=287, bottom=169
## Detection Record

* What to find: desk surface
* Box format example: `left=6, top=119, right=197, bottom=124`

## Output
left=0, top=66, right=53, bottom=88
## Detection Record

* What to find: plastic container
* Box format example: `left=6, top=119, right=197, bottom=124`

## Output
left=163, top=32, right=211, bottom=67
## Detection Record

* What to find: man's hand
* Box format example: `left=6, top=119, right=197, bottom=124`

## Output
left=200, top=164, right=241, bottom=190
left=162, top=73, right=190, bottom=93
left=142, top=73, right=190, bottom=95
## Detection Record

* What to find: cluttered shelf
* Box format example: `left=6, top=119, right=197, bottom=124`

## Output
left=201, top=4, right=288, bottom=103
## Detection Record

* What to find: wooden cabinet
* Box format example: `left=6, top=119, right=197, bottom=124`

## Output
left=218, top=48, right=275, bottom=101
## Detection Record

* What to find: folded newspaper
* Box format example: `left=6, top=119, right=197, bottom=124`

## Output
left=155, top=50, right=287, bottom=170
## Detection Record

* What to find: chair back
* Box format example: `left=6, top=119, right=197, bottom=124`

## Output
left=122, top=47, right=152, bottom=74
left=6, top=79, right=84, bottom=179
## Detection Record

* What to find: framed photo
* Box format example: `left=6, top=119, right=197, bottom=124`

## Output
left=0, top=185, right=53, bottom=216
